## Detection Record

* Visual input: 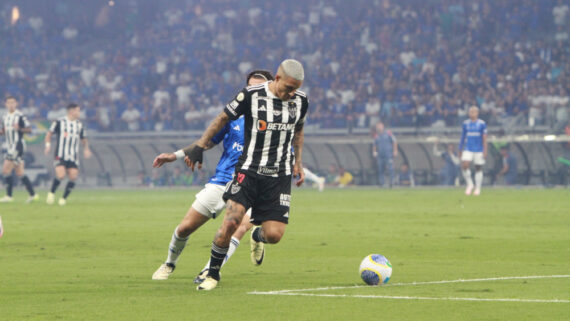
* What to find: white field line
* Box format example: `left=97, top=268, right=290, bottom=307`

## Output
left=248, top=291, right=570, bottom=303
left=249, top=274, right=570, bottom=295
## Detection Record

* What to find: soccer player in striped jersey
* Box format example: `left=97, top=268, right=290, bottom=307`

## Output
left=151, top=70, right=273, bottom=282
left=0, top=96, right=39, bottom=203
left=44, top=103, right=92, bottom=206
left=459, top=106, right=487, bottom=196
left=181, top=59, right=309, bottom=291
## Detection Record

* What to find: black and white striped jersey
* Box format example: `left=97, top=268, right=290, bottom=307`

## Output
left=224, top=81, right=309, bottom=177
left=49, top=117, right=86, bottom=163
left=2, top=110, right=30, bottom=155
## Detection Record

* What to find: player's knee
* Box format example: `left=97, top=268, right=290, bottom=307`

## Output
left=263, top=230, right=283, bottom=244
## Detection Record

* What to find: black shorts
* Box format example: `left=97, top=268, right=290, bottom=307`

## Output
left=223, top=171, right=291, bottom=225
left=54, top=159, right=78, bottom=169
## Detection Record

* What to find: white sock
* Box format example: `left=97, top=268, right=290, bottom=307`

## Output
left=202, top=236, right=240, bottom=270
left=166, top=227, right=188, bottom=266
left=462, top=169, right=473, bottom=187
left=475, top=171, right=483, bottom=190
left=303, top=167, right=320, bottom=184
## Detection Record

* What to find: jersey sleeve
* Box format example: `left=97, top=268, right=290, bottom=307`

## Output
left=224, top=88, right=250, bottom=120
left=211, top=123, right=230, bottom=145
left=49, top=120, right=60, bottom=134
left=80, top=125, right=87, bottom=139
left=19, top=115, right=31, bottom=129
left=298, top=95, right=309, bottom=125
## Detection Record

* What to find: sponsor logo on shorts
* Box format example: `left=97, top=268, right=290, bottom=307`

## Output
left=280, top=194, right=291, bottom=207
left=257, top=166, right=278, bottom=176
left=283, top=212, right=289, bottom=218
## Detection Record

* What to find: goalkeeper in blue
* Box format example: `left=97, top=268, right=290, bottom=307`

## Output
left=151, top=71, right=273, bottom=281
left=458, top=106, right=487, bottom=196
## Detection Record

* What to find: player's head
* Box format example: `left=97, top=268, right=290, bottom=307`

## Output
left=5, top=96, right=18, bottom=112
left=468, top=106, right=479, bottom=121
left=67, top=103, right=81, bottom=120
left=376, top=121, right=385, bottom=133
left=247, top=70, right=273, bottom=86
left=273, top=59, right=304, bottom=100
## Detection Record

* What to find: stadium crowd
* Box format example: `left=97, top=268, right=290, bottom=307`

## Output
left=1, top=0, right=569, bottom=133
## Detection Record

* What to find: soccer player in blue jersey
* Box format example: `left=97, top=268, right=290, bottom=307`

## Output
left=459, top=106, right=487, bottom=196
left=151, top=71, right=273, bottom=280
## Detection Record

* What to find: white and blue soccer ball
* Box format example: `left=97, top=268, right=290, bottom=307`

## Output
left=359, top=254, right=392, bottom=285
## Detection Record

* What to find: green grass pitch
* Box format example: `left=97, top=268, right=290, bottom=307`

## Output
left=0, top=188, right=569, bottom=320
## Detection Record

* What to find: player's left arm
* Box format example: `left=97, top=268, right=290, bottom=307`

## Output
left=292, top=122, right=305, bottom=187
left=18, top=116, right=32, bottom=133
left=293, top=96, right=309, bottom=187
left=80, top=128, right=92, bottom=159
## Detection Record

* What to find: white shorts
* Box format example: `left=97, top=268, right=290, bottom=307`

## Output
left=192, top=183, right=252, bottom=219
left=461, top=151, right=485, bottom=165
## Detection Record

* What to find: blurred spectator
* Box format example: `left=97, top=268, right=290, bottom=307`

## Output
left=334, top=167, right=354, bottom=188
left=121, top=103, right=141, bottom=131
left=433, top=142, right=460, bottom=185
left=0, top=0, right=568, bottom=132
left=373, top=122, right=398, bottom=187
left=495, top=145, right=518, bottom=185
left=397, top=163, right=415, bottom=187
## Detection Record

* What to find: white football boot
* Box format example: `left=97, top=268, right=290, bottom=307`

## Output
left=0, top=196, right=14, bottom=203
left=250, top=226, right=265, bottom=266
left=46, top=193, right=55, bottom=205
left=196, top=276, right=218, bottom=291
left=152, top=263, right=175, bottom=280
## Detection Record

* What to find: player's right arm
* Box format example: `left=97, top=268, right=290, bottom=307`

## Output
left=458, top=122, right=466, bottom=158
left=153, top=118, right=232, bottom=169
left=44, top=120, right=59, bottom=155
left=182, top=89, right=249, bottom=171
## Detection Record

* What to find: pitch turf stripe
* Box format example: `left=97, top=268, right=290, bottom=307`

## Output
left=248, top=292, right=570, bottom=303
left=253, top=274, right=570, bottom=294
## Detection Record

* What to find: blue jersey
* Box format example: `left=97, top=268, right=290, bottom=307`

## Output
left=207, top=117, right=245, bottom=185
left=374, top=131, right=396, bottom=157
left=459, top=119, right=487, bottom=152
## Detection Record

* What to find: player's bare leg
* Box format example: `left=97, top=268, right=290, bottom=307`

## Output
left=58, top=168, right=78, bottom=205
left=250, top=220, right=286, bottom=265
left=195, top=212, right=252, bottom=283
left=0, top=160, right=15, bottom=202
left=14, top=162, right=38, bottom=203
left=473, top=165, right=483, bottom=196
left=153, top=207, right=210, bottom=280
left=461, top=161, right=474, bottom=195
left=198, top=199, right=246, bottom=290
left=47, top=165, right=66, bottom=204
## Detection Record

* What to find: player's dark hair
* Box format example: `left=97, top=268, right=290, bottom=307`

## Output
left=4, top=96, right=16, bottom=102
left=67, top=103, right=80, bottom=110
left=246, top=70, right=274, bottom=85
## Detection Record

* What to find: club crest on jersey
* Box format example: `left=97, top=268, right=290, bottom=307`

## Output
left=288, top=101, right=297, bottom=113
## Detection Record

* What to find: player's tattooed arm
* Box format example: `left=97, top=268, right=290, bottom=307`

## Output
left=179, top=112, right=230, bottom=171
left=292, top=123, right=305, bottom=186
left=190, top=112, right=231, bottom=151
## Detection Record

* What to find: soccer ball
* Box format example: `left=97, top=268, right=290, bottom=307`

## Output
left=359, top=254, right=392, bottom=285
